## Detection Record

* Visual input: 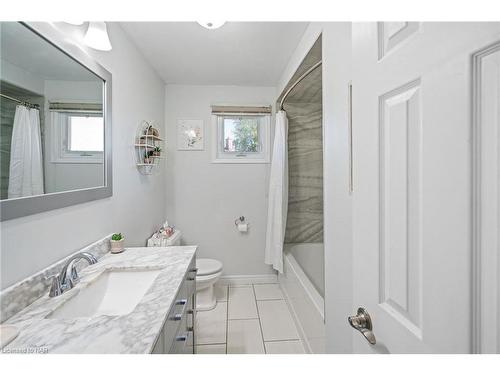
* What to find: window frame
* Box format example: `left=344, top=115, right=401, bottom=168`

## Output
left=211, top=112, right=270, bottom=164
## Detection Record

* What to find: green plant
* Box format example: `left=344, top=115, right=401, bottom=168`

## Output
left=154, top=146, right=161, bottom=153
left=111, top=233, right=123, bottom=241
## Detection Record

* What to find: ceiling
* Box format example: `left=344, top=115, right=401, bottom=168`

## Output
left=119, top=22, right=308, bottom=86
left=1, top=22, right=100, bottom=82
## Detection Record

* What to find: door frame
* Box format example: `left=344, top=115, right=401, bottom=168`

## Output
left=472, top=39, right=500, bottom=354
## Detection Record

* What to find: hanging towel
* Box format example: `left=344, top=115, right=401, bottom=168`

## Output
left=8, top=106, right=44, bottom=198
left=264, top=110, right=289, bottom=273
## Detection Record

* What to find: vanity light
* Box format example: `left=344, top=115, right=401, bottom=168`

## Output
left=196, top=21, right=226, bottom=30
left=84, top=22, right=112, bottom=51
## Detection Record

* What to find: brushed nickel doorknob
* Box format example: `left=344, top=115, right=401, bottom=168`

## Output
left=348, top=307, right=376, bottom=345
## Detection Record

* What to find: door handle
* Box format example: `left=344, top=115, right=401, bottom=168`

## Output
left=348, top=307, right=376, bottom=345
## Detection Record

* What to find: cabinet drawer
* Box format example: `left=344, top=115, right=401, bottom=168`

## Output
left=169, top=296, right=195, bottom=354
left=151, top=255, right=197, bottom=354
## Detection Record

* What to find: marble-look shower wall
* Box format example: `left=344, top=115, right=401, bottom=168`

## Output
left=285, top=97, right=323, bottom=243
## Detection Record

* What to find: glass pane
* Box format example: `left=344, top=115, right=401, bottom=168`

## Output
left=223, top=117, right=259, bottom=153
left=69, top=116, right=104, bottom=152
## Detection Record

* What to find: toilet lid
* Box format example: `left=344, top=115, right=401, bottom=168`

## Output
left=197, top=258, right=223, bottom=276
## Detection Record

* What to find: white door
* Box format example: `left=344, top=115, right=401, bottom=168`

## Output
left=351, top=22, right=500, bottom=353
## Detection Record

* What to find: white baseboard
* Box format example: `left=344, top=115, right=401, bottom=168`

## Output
left=218, top=274, right=278, bottom=285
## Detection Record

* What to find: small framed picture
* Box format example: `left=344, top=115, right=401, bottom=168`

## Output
left=177, top=119, right=204, bottom=150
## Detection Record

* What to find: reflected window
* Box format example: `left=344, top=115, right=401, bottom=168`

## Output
left=68, top=115, right=104, bottom=152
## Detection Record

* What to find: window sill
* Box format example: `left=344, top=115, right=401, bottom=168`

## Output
left=211, top=158, right=270, bottom=164
left=51, top=158, right=104, bottom=164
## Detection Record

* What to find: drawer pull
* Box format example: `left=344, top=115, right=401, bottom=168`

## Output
left=170, top=313, right=182, bottom=321
left=176, top=299, right=187, bottom=306
left=175, top=334, right=187, bottom=342
left=187, top=268, right=198, bottom=280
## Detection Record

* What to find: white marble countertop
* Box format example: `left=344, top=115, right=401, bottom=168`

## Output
left=2, top=246, right=196, bottom=354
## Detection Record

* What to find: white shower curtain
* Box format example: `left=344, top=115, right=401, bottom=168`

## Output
left=8, top=105, right=44, bottom=198
left=264, top=110, right=289, bottom=273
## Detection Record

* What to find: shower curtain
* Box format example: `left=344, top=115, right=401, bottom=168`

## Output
left=8, top=105, right=44, bottom=198
left=264, top=110, right=289, bottom=273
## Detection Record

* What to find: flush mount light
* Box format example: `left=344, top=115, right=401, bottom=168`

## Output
left=197, top=21, right=226, bottom=30
left=64, top=21, right=85, bottom=26
left=84, top=22, right=112, bottom=51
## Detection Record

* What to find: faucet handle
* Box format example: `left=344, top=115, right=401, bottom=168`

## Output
left=69, top=265, right=80, bottom=285
left=45, top=274, right=62, bottom=297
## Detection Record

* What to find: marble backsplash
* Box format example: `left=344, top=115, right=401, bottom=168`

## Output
left=0, top=235, right=112, bottom=323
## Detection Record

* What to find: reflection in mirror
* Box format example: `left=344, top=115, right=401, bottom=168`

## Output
left=0, top=22, right=104, bottom=201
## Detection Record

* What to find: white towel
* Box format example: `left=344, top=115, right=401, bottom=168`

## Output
left=264, top=110, right=289, bottom=273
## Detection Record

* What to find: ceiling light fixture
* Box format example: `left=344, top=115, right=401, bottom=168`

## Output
left=84, top=22, right=112, bottom=51
left=196, top=21, right=226, bottom=30
left=64, top=21, right=85, bottom=26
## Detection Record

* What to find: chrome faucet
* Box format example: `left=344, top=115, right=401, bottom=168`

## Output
left=47, top=252, right=98, bottom=297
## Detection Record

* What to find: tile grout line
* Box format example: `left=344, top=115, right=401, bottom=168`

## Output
left=253, top=284, right=267, bottom=354
left=227, top=317, right=263, bottom=321
left=225, top=284, right=229, bottom=354
left=264, top=339, right=302, bottom=343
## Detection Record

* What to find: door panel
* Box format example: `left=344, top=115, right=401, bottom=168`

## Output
left=352, top=22, right=500, bottom=353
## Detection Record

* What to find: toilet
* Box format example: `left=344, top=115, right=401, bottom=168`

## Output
left=195, top=258, right=223, bottom=311
left=148, top=229, right=223, bottom=311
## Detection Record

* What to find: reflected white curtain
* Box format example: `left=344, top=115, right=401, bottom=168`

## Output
left=8, top=105, right=44, bottom=198
left=264, top=110, right=289, bottom=273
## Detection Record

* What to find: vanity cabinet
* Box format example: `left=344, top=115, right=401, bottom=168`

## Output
left=151, top=257, right=197, bottom=354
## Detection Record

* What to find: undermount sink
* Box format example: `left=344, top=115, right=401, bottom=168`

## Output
left=48, top=269, right=161, bottom=319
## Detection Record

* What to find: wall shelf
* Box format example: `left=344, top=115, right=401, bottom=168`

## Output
left=135, top=120, right=164, bottom=175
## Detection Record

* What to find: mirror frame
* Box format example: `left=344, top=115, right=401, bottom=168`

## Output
left=0, top=22, right=112, bottom=221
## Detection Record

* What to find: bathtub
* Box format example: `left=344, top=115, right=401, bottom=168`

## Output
left=279, top=243, right=326, bottom=353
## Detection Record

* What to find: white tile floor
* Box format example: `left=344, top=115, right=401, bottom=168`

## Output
left=195, top=283, right=305, bottom=354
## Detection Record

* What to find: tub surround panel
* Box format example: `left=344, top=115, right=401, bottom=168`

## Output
left=3, top=246, right=196, bottom=354
left=0, top=235, right=111, bottom=323
left=284, top=100, right=323, bottom=244
left=283, top=36, right=323, bottom=245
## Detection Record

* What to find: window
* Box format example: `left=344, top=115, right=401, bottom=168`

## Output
left=68, top=115, right=104, bottom=152
left=50, top=111, right=104, bottom=163
left=212, top=113, right=270, bottom=163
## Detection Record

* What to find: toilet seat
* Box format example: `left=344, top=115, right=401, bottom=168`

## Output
left=196, top=258, right=223, bottom=276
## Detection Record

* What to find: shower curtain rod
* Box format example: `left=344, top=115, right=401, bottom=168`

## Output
left=279, top=60, right=322, bottom=110
left=0, top=93, right=39, bottom=109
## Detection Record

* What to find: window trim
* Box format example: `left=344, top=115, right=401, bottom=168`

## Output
left=211, top=112, right=270, bottom=164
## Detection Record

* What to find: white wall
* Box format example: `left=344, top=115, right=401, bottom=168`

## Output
left=277, top=22, right=353, bottom=353
left=0, top=22, right=166, bottom=289
left=0, top=59, right=45, bottom=95
left=164, top=84, right=276, bottom=277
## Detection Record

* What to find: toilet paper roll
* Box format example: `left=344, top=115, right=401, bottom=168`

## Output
left=237, top=223, right=248, bottom=232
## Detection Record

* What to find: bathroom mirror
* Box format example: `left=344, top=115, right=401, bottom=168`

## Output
left=0, top=22, right=112, bottom=221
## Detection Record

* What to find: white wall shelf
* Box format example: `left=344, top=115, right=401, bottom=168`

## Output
left=135, top=120, right=164, bottom=175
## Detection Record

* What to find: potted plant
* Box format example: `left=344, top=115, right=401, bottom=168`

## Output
left=153, top=146, right=161, bottom=157
left=110, top=233, right=125, bottom=254
left=144, top=150, right=153, bottom=164
left=145, top=125, right=159, bottom=137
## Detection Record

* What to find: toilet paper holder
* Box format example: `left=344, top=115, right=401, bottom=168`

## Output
left=234, top=216, right=246, bottom=226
